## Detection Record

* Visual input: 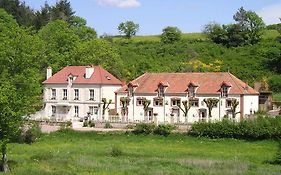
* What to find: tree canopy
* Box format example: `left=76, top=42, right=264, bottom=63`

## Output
left=118, top=21, right=139, bottom=39
left=161, top=26, right=182, bottom=44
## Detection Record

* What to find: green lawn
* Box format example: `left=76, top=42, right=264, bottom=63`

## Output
left=4, top=130, right=281, bottom=175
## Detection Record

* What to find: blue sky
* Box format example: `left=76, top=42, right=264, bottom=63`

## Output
left=24, top=0, right=281, bottom=36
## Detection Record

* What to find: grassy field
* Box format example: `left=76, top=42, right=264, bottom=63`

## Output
left=4, top=130, right=281, bottom=175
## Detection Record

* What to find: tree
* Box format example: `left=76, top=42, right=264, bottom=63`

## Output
left=233, top=7, right=265, bottom=45
left=70, top=16, right=97, bottom=41
left=0, top=0, right=35, bottom=27
left=203, top=98, right=219, bottom=120
left=0, top=9, right=42, bottom=172
left=177, top=100, right=191, bottom=124
left=102, top=98, right=112, bottom=116
left=50, top=0, right=75, bottom=23
left=142, top=98, right=151, bottom=122
left=33, top=2, right=51, bottom=30
left=118, top=21, right=139, bottom=39
left=203, top=22, right=228, bottom=45
left=120, top=97, right=131, bottom=119
left=229, top=98, right=240, bottom=119
left=161, top=26, right=182, bottom=44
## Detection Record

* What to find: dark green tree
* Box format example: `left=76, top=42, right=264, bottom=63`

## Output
left=118, top=21, right=139, bottom=39
left=50, top=0, right=75, bottom=23
left=33, top=2, right=51, bottom=30
left=161, top=26, right=182, bottom=44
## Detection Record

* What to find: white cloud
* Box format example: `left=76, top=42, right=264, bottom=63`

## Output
left=96, top=0, right=141, bottom=8
left=258, top=2, right=281, bottom=24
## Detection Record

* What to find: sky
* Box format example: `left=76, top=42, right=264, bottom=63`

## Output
left=24, top=0, right=281, bottom=36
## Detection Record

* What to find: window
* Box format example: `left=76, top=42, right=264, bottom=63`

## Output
left=188, top=85, right=195, bottom=97
left=51, top=89, right=56, bottom=100
left=190, top=99, right=199, bottom=107
left=89, top=106, right=93, bottom=115
left=221, top=86, right=228, bottom=97
left=74, top=89, right=79, bottom=100
left=94, top=106, right=98, bottom=115
left=89, top=89, right=94, bottom=100
left=63, top=89, right=67, bottom=100
left=127, top=86, right=133, bottom=97
left=74, top=106, right=79, bottom=117
left=226, top=99, right=232, bottom=108
left=136, top=98, right=143, bottom=106
left=51, top=106, right=56, bottom=116
left=158, top=85, right=164, bottom=97
left=154, top=98, right=163, bottom=106
left=171, top=99, right=181, bottom=106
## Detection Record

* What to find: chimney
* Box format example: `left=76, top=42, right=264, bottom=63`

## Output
left=47, top=66, right=52, bottom=79
left=85, top=65, right=94, bottom=79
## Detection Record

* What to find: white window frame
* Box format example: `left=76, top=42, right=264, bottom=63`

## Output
left=74, top=106, right=79, bottom=117
left=51, top=89, right=56, bottom=100
left=51, top=106, right=56, bottom=116
left=158, top=86, right=164, bottom=97
left=188, top=85, right=195, bottom=98
left=89, top=106, right=94, bottom=115
left=221, top=86, right=228, bottom=97
left=63, top=89, right=68, bottom=100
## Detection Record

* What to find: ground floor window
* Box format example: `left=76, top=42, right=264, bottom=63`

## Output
left=89, top=106, right=93, bottom=115
left=94, top=106, right=98, bottom=115
left=74, top=106, right=79, bottom=117
left=51, top=106, right=56, bottom=116
left=154, top=98, right=163, bottom=106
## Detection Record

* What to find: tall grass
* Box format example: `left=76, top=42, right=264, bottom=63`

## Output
left=6, top=130, right=281, bottom=174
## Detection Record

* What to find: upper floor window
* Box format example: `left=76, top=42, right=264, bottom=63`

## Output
left=136, top=98, right=143, bottom=106
left=154, top=98, right=163, bottom=106
left=158, top=85, right=164, bottom=97
left=89, top=89, right=94, bottom=100
left=51, top=89, right=56, bottom=100
left=127, top=86, right=133, bottom=97
left=171, top=98, right=181, bottom=106
left=221, top=86, right=228, bottom=97
left=74, top=89, right=79, bottom=100
left=63, top=89, right=67, bottom=100
left=190, top=99, right=199, bottom=107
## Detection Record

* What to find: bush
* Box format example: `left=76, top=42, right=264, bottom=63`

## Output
left=104, top=122, right=113, bottom=128
left=110, top=146, right=123, bottom=157
left=269, top=75, right=281, bottom=92
left=133, top=123, right=156, bottom=135
left=89, top=120, right=95, bottom=127
left=126, top=124, right=135, bottom=129
left=83, top=121, right=88, bottom=127
left=60, top=121, right=72, bottom=129
left=189, top=116, right=281, bottom=140
left=153, top=124, right=176, bottom=136
left=19, top=121, right=42, bottom=144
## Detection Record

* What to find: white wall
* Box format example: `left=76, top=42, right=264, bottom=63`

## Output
left=243, top=95, right=259, bottom=115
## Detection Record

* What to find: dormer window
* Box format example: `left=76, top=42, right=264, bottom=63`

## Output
left=158, top=85, right=164, bottom=97
left=221, top=86, right=228, bottom=97
left=127, top=86, right=133, bottom=97
left=220, top=82, right=231, bottom=98
left=188, top=85, right=195, bottom=98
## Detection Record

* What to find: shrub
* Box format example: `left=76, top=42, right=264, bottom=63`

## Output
left=89, top=120, right=95, bottom=127
left=153, top=124, right=176, bottom=136
left=110, top=146, right=123, bottom=157
left=133, top=123, right=156, bottom=135
left=189, top=116, right=281, bottom=140
left=20, top=121, right=42, bottom=144
left=104, top=122, right=113, bottom=128
left=126, top=124, right=135, bottom=129
left=83, top=121, right=88, bottom=127
left=60, top=121, right=72, bottom=129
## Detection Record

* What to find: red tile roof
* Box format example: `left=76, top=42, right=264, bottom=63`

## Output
left=43, top=66, right=122, bottom=85
left=116, top=72, right=258, bottom=95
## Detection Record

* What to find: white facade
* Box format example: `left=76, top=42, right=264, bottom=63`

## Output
left=116, top=93, right=258, bottom=124
left=44, top=84, right=121, bottom=121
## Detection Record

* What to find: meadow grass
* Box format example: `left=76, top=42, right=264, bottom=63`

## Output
left=4, top=130, right=281, bottom=175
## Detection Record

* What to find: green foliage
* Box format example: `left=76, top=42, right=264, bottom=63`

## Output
left=203, top=98, right=220, bottom=118
left=104, top=122, right=113, bottom=129
left=125, top=124, right=135, bottom=129
left=269, top=75, right=281, bottom=92
left=110, top=145, right=123, bottom=157
left=204, top=7, right=265, bottom=47
left=89, top=120, right=95, bottom=127
left=161, top=26, right=182, bottom=44
left=83, top=121, right=88, bottom=127
left=189, top=116, right=281, bottom=140
left=133, top=123, right=156, bottom=135
left=118, top=21, right=139, bottom=39
left=153, top=124, right=176, bottom=136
